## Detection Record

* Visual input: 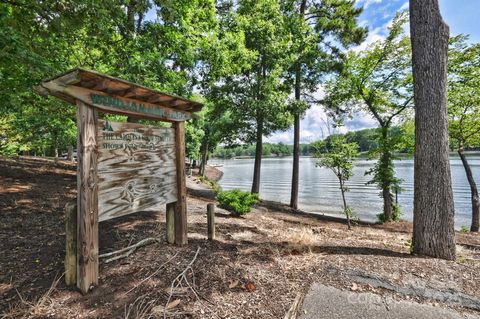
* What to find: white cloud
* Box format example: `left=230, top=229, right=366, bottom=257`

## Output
left=356, top=0, right=383, bottom=9
left=265, top=105, right=378, bottom=145
left=264, top=105, right=329, bottom=144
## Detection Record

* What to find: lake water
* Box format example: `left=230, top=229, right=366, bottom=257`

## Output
left=211, top=155, right=480, bottom=228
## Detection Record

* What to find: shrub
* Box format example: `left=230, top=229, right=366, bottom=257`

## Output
left=460, top=225, right=470, bottom=233
left=405, top=239, right=414, bottom=254
left=345, top=207, right=359, bottom=226
left=377, top=202, right=402, bottom=223
left=217, top=189, right=259, bottom=216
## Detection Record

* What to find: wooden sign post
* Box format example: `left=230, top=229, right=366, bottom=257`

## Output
left=35, top=68, right=203, bottom=294
left=76, top=101, right=99, bottom=293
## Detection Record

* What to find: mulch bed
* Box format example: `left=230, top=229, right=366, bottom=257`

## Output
left=1, top=156, right=479, bottom=318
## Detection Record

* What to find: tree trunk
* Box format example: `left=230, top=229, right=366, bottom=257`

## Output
left=458, top=148, right=480, bottom=232
left=290, top=111, right=300, bottom=209
left=127, top=0, right=137, bottom=35
left=251, top=117, right=263, bottom=194
left=339, top=179, right=351, bottom=230
left=380, top=126, right=393, bottom=222
left=127, top=117, right=139, bottom=123
left=410, top=0, right=456, bottom=260
left=67, top=145, right=74, bottom=161
left=382, top=186, right=393, bottom=221
left=199, top=140, right=209, bottom=177
left=290, top=0, right=307, bottom=210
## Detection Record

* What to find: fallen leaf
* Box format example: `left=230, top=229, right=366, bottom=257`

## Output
left=152, top=299, right=182, bottom=313
left=166, top=299, right=181, bottom=310
left=229, top=280, right=239, bottom=289
left=151, top=305, right=164, bottom=314
left=245, top=282, right=256, bottom=292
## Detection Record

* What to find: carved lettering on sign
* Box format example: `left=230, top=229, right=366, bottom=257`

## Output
left=97, top=120, right=177, bottom=221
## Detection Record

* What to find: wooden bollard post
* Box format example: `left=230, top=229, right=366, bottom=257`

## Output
left=166, top=202, right=175, bottom=244
left=67, top=145, right=74, bottom=162
left=207, top=203, right=215, bottom=240
left=65, top=201, right=77, bottom=286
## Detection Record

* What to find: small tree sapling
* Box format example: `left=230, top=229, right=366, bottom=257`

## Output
left=313, top=136, right=359, bottom=229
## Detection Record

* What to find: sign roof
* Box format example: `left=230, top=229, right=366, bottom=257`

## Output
left=35, top=68, right=203, bottom=121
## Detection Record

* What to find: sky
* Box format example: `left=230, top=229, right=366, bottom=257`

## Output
left=266, top=0, right=480, bottom=144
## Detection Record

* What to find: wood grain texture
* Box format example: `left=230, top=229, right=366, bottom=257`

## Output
left=41, top=82, right=191, bottom=122
left=97, top=120, right=178, bottom=221
left=42, top=68, right=203, bottom=112
left=173, top=121, right=188, bottom=245
left=166, top=203, right=175, bottom=244
left=76, top=101, right=99, bottom=294
left=207, top=203, right=215, bottom=240
left=65, top=201, right=77, bottom=287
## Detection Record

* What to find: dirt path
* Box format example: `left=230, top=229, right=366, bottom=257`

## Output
left=1, top=157, right=479, bottom=318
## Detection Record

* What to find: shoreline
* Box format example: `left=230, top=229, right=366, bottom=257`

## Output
left=203, top=164, right=380, bottom=227
left=210, top=150, right=480, bottom=161
left=209, top=157, right=477, bottom=230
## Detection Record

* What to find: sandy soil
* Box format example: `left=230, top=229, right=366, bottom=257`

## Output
left=1, top=156, right=479, bottom=318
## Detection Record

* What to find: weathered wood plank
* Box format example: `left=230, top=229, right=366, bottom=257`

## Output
left=76, top=101, right=99, bottom=294
left=97, top=121, right=178, bottom=222
left=166, top=203, right=175, bottom=244
left=207, top=203, right=215, bottom=240
left=173, top=121, right=188, bottom=245
left=65, top=201, right=77, bottom=286
left=41, top=82, right=191, bottom=122
left=55, top=69, right=82, bottom=85
left=67, top=145, right=74, bottom=161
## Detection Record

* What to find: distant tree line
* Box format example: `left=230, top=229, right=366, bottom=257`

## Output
left=212, top=142, right=310, bottom=159
left=212, top=125, right=480, bottom=160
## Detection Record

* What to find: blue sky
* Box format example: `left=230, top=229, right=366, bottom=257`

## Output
left=267, top=0, right=480, bottom=144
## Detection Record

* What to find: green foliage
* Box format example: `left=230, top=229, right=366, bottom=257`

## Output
left=322, top=129, right=377, bottom=153
left=405, top=239, right=414, bottom=254
left=280, top=0, right=367, bottom=116
left=377, top=203, right=402, bottom=223
left=205, top=0, right=296, bottom=165
left=460, top=225, right=470, bottom=233
left=323, top=12, right=412, bottom=221
left=217, top=189, right=259, bottom=216
left=365, top=127, right=403, bottom=195
left=0, top=0, right=218, bottom=156
left=345, top=206, right=359, bottom=226
left=198, top=176, right=221, bottom=195
left=396, top=121, right=415, bottom=154
left=313, top=136, right=359, bottom=187
left=448, top=35, right=480, bottom=150
left=324, top=12, right=413, bottom=124
left=185, top=117, right=205, bottom=160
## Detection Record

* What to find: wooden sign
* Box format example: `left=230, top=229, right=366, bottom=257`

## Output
left=37, top=69, right=199, bottom=293
left=40, top=81, right=191, bottom=122
left=97, top=120, right=177, bottom=221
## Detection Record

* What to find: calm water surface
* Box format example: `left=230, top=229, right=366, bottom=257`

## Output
left=211, top=156, right=480, bottom=228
